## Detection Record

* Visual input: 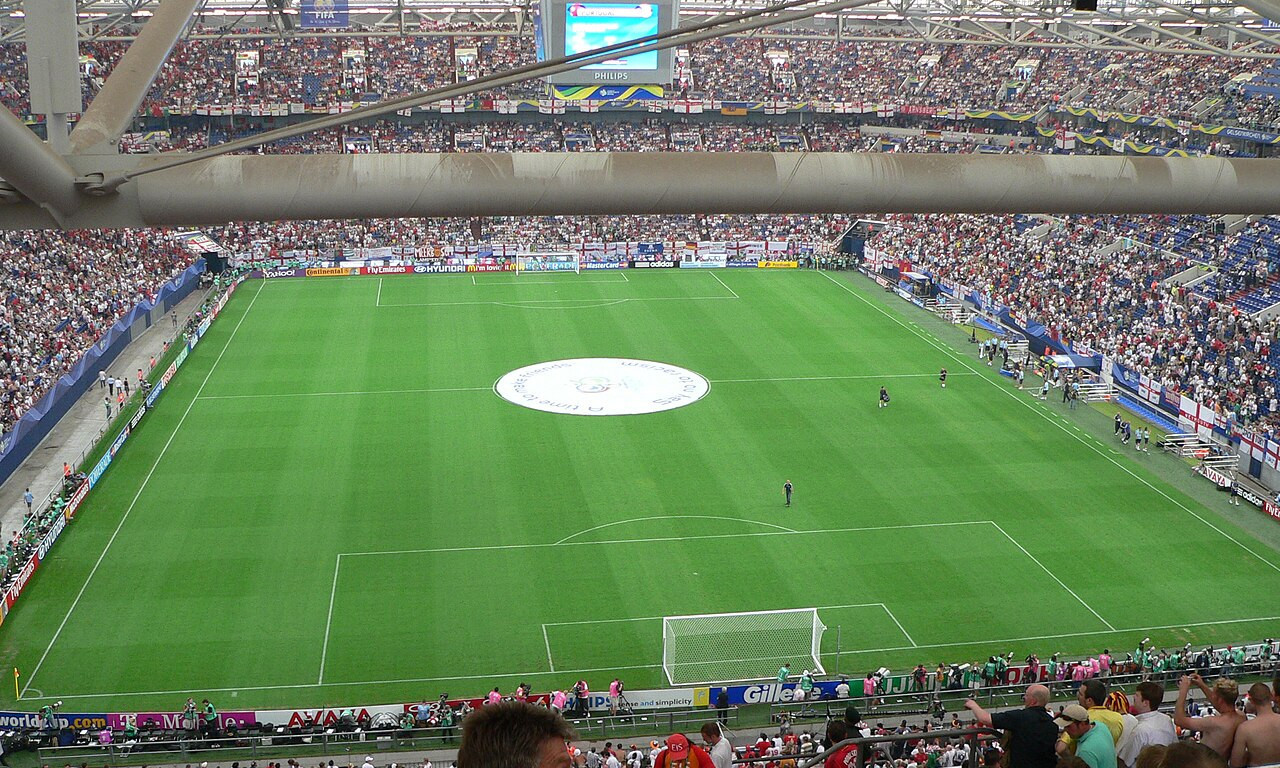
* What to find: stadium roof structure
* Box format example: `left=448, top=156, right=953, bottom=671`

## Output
left=3, top=0, right=1280, bottom=229
left=5, top=0, right=1280, bottom=56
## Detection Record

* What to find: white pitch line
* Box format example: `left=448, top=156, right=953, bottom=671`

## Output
left=194, top=373, right=973, bottom=402
left=197, top=386, right=492, bottom=401
left=342, top=520, right=991, bottom=558
left=542, top=625, right=557, bottom=673
left=989, top=521, right=1116, bottom=631
left=379, top=295, right=739, bottom=308
left=543, top=603, right=886, bottom=627
left=880, top=604, right=918, bottom=647
left=709, top=271, right=740, bottom=299
left=318, top=555, right=343, bottom=684
left=709, top=373, right=975, bottom=384
left=818, top=271, right=1280, bottom=576
left=554, top=515, right=798, bottom=545
left=28, top=612, right=1280, bottom=701
left=376, top=277, right=383, bottom=307
left=21, top=279, right=268, bottom=697
left=470, top=278, right=631, bottom=286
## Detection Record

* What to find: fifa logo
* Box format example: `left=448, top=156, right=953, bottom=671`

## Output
left=312, top=0, right=337, bottom=19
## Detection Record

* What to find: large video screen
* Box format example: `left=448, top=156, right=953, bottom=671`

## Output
left=564, top=3, right=659, bottom=70
left=539, top=0, right=676, bottom=86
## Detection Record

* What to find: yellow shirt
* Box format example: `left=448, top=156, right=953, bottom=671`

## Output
left=1060, top=707, right=1126, bottom=749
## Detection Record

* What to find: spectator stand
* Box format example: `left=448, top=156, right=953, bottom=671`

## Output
left=33, top=706, right=739, bottom=767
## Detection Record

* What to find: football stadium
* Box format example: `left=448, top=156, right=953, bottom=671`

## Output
left=0, top=0, right=1279, bottom=766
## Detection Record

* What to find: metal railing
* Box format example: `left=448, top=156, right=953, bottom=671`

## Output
left=35, top=706, right=740, bottom=767
left=730, top=727, right=1001, bottom=768
left=767, top=655, right=1280, bottom=725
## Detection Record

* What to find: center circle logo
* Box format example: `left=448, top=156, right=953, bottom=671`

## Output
left=494, top=358, right=710, bottom=416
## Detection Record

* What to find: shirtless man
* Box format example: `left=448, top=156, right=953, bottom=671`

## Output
left=1231, top=683, right=1280, bottom=767
left=1174, top=674, right=1246, bottom=760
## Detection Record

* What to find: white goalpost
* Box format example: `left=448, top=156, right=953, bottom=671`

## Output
left=661, top=608, right=827, bottom=686
left=514, top=251, right=580, bottom=275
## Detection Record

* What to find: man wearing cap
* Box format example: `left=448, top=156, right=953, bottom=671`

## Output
left=1055, top=704, right=1116, bottom=768
left=963, top=685, right=1057, bottom=768
left=652, top=734, right=714, bottom=768
left=1059, top=679, right=1124, bottom=755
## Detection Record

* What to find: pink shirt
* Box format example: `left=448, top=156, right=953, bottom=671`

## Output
left=609, top=681, right=620, bottom=697
left=1099, top=654, right=1111, bottom=672
left=1072, top=664, right=1089, bottom=682
left=487, top=691, right=501, bottom=705
left=552, top=691, right=567, bottom=709
left=863, top=678, right=876, bottom=696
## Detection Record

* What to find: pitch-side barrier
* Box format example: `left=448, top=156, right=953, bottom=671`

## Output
left=766, top=654, right=1280, bottom=727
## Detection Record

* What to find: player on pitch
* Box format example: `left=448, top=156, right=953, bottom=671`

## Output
left=879, top=386, right=890, bottom=408
left=940, top=368, right=947, bottom=389
left=784, top=480, right=793, bottom=507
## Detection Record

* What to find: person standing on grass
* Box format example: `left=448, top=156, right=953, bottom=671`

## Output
left=201, top=699, right=217, bottom=738
left=783, top=480, right=793, bottom=507
left=1114, top=413, right=1122, bottom=436
left=940, top=368, right=947, bottom=389
left=879, top=386, right=890, bottom=408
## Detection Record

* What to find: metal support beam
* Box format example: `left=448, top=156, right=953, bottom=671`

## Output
left=70, top=0, right=200, bottom=153
left=2, top=152, right=1280, bottom=230
left=0, top=107, right=81, bottom=221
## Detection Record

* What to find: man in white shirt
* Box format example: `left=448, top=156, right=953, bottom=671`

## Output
left=700, top=723, right=733, bottom=768
left=1116, top=682, right=1176, bottom=768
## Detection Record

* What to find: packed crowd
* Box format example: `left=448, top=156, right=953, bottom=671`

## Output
left=867, top=213, right=1280, bottom=431
left=0, top=229, right=191, bottom=437
left=9, top=28, right=1280, bottom=130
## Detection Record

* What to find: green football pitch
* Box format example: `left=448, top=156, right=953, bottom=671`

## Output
left=4, top=267, right=1280, bottom=713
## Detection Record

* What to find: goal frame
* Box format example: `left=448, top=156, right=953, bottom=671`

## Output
left=513, top=251, right=581, bottom=275
left=661, top=607, right=827, bottom=686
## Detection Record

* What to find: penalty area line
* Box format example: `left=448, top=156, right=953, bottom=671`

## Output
left=28, top=612, right=1280, bottom=702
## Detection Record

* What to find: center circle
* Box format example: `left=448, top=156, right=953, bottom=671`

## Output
left=494, top=358, right=710, bottom=416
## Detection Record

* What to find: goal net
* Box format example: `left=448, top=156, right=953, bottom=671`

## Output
left=661, top=608, right=827, bottom=686
left=515, top=251, right=580, bottom=274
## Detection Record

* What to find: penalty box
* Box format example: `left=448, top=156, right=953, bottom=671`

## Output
left=318, top=521, right=1103, bottom=685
